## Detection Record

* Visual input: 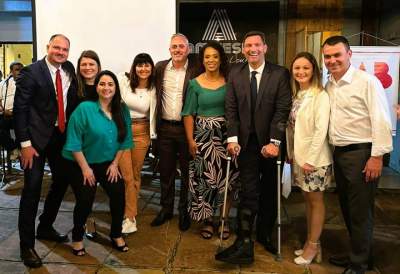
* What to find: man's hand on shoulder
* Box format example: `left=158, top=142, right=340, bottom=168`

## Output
left=20, top=146, right=39, bottom=169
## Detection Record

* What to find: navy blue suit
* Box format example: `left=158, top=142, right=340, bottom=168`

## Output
left=14, top=58, right=78, bottom=248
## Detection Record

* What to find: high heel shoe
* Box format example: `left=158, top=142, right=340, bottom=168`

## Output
left=294, top=241, right=322, bottom=265
left=294, top=249, right=303, bottom=256
left=294, top=240, right=320, bottom=256
left=85, top=218, right=97, bottom=240
left=110, top=237, right=129, bottom=252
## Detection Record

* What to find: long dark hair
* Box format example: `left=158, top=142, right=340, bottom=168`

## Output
left=198, top=41, right=228, bottom=79
left=94, top=70, right=127, bottom=143
left=76, top=50, right=101, bottom=98
left=126, top=53, right=155, bottom=92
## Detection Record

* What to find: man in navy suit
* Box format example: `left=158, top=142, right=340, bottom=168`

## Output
left=216, top=31, right=291, bottom=264
left=14, top=34, right=78, bottom=268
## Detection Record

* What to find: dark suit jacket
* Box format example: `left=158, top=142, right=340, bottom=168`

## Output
left=13, top=58, right=78, bottom=151
left=154, top=54, right=200, bottom=131
left=225, top=61, right=291, bottom=150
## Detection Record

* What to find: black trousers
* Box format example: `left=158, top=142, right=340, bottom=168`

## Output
left=67, top=160, right=125, bottom=242
left=0, top=115, right=17, bottom=151
left=18, top=128, right=70, bottom=248
left=238, top=134, right=277, bottom=239
left=157, top=121, right=189, bottom=214
left=334, top=147, right=376, bottom=271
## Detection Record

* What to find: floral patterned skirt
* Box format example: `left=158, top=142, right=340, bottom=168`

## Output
left=188, top=116, right=239, bottom=221
left=293, top=161, right=332, bottom=192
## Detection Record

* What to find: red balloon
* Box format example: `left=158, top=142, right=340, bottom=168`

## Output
left=375, top=72, right=392, bottom=89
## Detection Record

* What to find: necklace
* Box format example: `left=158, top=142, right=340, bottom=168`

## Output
left=204, top=73, right=220, bottom=82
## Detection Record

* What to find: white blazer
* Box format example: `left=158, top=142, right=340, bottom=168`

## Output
left=286, top=89, right=332, bottom=168
left=118, top=73, right=157, bottom=139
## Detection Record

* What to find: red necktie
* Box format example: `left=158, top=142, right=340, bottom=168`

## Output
left=56, top=69, right=65, bottom=133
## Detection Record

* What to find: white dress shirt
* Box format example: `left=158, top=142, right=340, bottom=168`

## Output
left=161, top=60, right=188, bottom=121
left=326, top=65, right=393, bottom=156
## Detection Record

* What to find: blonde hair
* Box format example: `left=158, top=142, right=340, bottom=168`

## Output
left=290, top=52, right=323, bottom=98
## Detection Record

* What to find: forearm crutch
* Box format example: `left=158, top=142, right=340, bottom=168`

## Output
left=217, top=155, right=232, bottom=253
left=275, top=154, right=282, bottom=261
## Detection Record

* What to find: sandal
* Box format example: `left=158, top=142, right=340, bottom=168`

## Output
left=111, top=237, right=129, bottom=252
left=72, top=241, right=86, bottom=256
left=218, top=221, right=230, bottom=240
left=72, top=247, right=86, bottom=256
left=200, top=219, right=214, bottom=239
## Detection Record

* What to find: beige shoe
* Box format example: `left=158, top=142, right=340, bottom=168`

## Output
left=122, top=218, right=137, bottom=234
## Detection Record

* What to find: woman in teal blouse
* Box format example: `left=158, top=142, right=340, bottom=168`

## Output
left=62, top=70, right=133, bottom=256
left=182, top=41, right=239, bottom=240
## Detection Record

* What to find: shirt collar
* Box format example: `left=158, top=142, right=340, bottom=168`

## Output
left=166, top=59, right=188, bottom=71
left=45, top=56, right=62, bottom=74
left=249, top=61, right=265, bottom=75
left=328, top=65, right=355, bottom=84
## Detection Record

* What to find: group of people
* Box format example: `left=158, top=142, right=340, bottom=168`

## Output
left=9, top=31, right=392, bottom=274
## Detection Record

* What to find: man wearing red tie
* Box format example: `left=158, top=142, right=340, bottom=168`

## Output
left=13, top=34, right=78, bottom=268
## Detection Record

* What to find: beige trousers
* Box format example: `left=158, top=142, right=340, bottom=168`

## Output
left=119, top=120, right=150, bottom=219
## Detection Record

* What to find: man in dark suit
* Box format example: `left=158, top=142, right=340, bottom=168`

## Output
left=151, top=33, right=199, bottom=231
left=14, top=34, right=78, bottom=268
left=216, top=31, right=291, bottom=264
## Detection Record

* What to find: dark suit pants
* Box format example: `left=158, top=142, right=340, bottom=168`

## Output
left=18, top=129, right=70, bottom=248
left=238, top=134, right=277, bottom=239
left=66, top=160, right=125, bottom=242
left=157, top=122, right=189, bottom=214
left=334, top=147, right=376, bottom=271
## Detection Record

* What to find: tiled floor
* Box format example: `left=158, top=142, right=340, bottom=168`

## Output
left=0, top=162, right=399, bottom=274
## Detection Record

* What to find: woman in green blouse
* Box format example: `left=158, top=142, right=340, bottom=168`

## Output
left=182, top=41, right=239, bottom=240
left=62, top=70, right=133, bottom=256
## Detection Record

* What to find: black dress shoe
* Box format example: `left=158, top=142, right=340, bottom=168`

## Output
left=330, top=254, right=374, bottom=270
left=342, top=267, right=365, bottom=274
left=256, top=237, right=277, bottom=255
left=178, top=211, right=191, bottom=231
left=150, top=211, right=173, bottom=227
left=215, top=237, right=254, bottom=265
left=36, top=227, right=69, bottom=243
left=329, top=254, right=349, bottom=267
left=20, top=246, right=42, bottom=268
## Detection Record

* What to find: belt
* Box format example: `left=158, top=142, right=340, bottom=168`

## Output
left=334, top=143, right=372, bottom=153
left=161, top=119, right=183, bottom=125
left=131, top=117, right=149, bottom=123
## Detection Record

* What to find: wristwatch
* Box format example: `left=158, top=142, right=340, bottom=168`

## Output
left=270, top=139, right=281, bottom=147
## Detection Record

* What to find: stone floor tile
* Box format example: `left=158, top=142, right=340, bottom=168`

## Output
left=97, top=266, right=164, bottom=273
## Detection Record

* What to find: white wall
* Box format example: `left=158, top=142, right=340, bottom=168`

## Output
left=35, top=0, right=176, bottom=73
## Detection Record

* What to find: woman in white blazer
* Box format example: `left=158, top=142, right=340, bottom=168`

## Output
left=286, top=52, right=332, bottom=266
left=118, top=53, right=157, bottom=234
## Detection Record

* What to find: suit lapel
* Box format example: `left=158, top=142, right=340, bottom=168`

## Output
left=39, top=58, right=57, bottom=101
left=256, top=62, right=272, bottom=110
left=240, top=64, right=251, bottom=111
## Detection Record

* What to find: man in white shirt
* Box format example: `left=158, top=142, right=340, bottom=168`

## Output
left=323, top=36, right=393, bottom=274
left=0, top=61, right=23, bottom=153
left=152, top=33, right=199, bottom=231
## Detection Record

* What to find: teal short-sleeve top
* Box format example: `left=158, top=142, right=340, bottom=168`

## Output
left=181, top=79, right=226, bottom=117
left=62, top=101, right=133, bottom=164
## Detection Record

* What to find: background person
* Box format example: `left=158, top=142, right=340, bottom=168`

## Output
left=286, top=52, right=332, bottom=265
left=182, top=41, right=239, bottom=240
left=118, top=53, right=157, bottom=234
left=62, top=70, right=132, bottom=256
